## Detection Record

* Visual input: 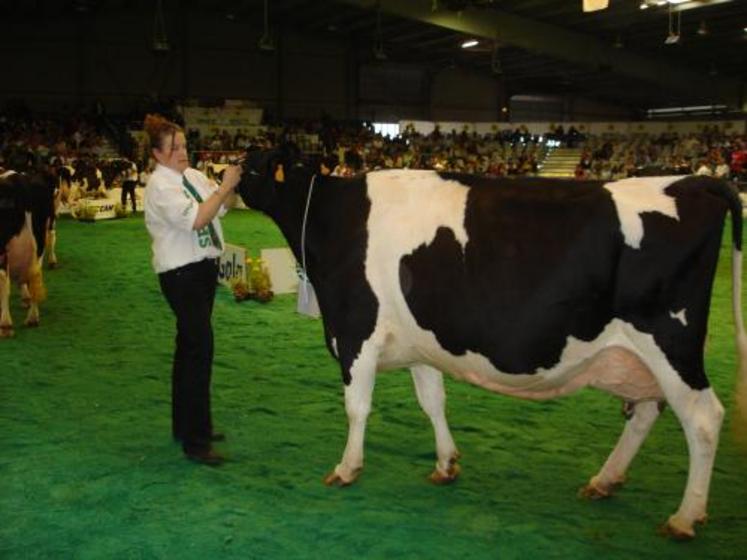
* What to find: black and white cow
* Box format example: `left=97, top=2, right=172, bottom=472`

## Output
left=0, top=168, right=55, bottom=336
left=237, top=147, right=747, bottom=539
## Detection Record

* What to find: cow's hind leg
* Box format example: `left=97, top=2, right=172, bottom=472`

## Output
left=324, top=342, right=378, bottom=487
left=46, top=228, right=58, bottom=269
left=581, top=400, right=661, bottom=499
left=410, top=364, right=461, bottom=484
left=0, top=267, right=12, bottom=337
left=661, top=386, right=724, bottom=539
left=23, top=263, right=45, bottom=327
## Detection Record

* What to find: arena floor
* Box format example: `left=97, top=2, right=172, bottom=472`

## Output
left=2, top=211, right=746, bottom=559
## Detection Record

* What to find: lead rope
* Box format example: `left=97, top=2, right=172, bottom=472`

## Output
left=299, top=174, right=317, bottom=304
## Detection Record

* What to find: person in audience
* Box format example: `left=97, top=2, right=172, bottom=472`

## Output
left=714, top=155, right=730, bottom=179
left=695, top=159, right=713, bottom=176
left=142, top=113, right=242, bottom=467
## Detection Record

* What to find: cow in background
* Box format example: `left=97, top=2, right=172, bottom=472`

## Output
left=100, top=157, right=137, bottom=189
left=0, top=165, right=56, bottom=336
left=237, top=145, right=747, bottom=539
left=71, top=159, right=105, bottom=196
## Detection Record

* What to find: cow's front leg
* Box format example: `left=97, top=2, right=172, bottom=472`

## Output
left=0, top=268, right=13, bottom=337
left=324, top=344, right=378, bottom=487
left=411, top=364, right=460, bottom=484
left=581, top=400, right=661, bottom=499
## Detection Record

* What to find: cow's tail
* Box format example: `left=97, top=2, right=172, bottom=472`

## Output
left=714, top=180, right=747, bottom=448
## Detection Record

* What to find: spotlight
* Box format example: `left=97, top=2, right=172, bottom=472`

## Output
left=461, top=39, right=479, bottom=48
left=664, top=32, right=680, bottom=44
left=697, top=21, right=708, bottom=36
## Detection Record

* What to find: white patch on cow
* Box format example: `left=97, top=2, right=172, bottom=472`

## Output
left=366, top=170, right=469, bottom=255
left=364, top=170, right=469, bottom=348
left=670, top=308, right=688, bottom=326
left=603, top=176, right=681, bottom=249
left=331, top=337, right=338, bottom=358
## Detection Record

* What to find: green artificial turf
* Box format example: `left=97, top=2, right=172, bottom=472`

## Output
left=1, top=210, right=746, bottom=559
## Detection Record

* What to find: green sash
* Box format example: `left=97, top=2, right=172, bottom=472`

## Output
left=182, top=176, right=223, bottom=251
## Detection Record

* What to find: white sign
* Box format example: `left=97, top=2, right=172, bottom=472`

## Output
left=260, top=248, right=299, bottom=295
left=218, top=243, right=247, bottom=287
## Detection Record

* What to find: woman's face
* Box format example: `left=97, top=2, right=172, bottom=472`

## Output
left=153, top=131, right=189, bottom=174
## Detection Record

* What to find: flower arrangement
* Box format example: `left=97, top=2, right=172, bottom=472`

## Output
left=231, top=257, right=274, bottom=303
left=72, top=201, right=97, bottom=221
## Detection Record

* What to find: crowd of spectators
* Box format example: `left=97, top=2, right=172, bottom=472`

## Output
left=575, top=127, right=747, bottom=181
left=3, top=107, right=746, bottom=184
left=0, top=108, right=114, bottom=167
left=188, top=121, right=545, bottom=178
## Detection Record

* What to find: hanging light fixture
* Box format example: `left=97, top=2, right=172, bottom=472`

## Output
left=664, top=3, right=681, bottom=44
left=152, top=0, right=170, bottom=53
left=491, top=41, right=502, bottom=74
left=373, top=2, right=387, bottom=61
left=258, top=0, right=275, bottom=51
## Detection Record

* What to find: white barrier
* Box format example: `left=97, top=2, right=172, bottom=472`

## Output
left=260, top=248, right=298, bottom=295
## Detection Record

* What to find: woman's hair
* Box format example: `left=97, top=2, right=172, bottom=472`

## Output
left=143, top=113, right=183, bottom=153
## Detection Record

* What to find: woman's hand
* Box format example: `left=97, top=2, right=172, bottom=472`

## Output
left=221, top=164, right=243, bottom=191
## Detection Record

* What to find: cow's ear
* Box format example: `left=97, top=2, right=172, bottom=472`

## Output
left=274, top=163, right=285, bottom=183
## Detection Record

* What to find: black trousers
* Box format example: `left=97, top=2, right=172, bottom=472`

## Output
left=158, top=258, right=218, bottom=452
left=121, top=180, right=137, bottom=212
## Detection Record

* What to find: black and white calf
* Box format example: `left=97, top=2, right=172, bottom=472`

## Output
left=237, top=147, right=747, bottom=539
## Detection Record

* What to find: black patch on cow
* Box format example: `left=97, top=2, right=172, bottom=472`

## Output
left=1, top=174, right=29, bottom=251
left=299, top=175, right=379, bottom=385
left=401, top=174, right=731, bottom=391
left=239, top=155, right=379, bottom=386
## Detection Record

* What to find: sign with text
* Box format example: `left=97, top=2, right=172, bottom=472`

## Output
left=218, top=243, right=247, bottom=287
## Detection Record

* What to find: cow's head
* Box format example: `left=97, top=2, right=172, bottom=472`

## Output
left=237, top=143, right=302, bottom=212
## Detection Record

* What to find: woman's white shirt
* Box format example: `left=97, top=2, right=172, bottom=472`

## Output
left=144, top=163, right=228, bottom=273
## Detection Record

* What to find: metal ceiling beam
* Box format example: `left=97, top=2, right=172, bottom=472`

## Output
left=336, top=0, right=744, bottom=108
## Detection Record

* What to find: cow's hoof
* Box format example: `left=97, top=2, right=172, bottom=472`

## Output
left=0, top=325, right=14, bottom=338
left=579, top=482, right=611, bottom=500
left=579, top=475, right=624, bottom=500
left=47, top=261, right=58, bottom=270
left=323, top=466, right=360, bottom=487
left=658, top=514, right=705, bottom=540
left=25, top=318, right=39, bottom=328
left=429, top=463, right=461, bottom=485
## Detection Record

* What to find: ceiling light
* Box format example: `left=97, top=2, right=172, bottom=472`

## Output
left=697, top=20, right=708, bottom=35
left=665, top=32, right=680, bottom=44
left=461, top=39, right=479, bottom=48
left=639, top=2, right=649, bottom=9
